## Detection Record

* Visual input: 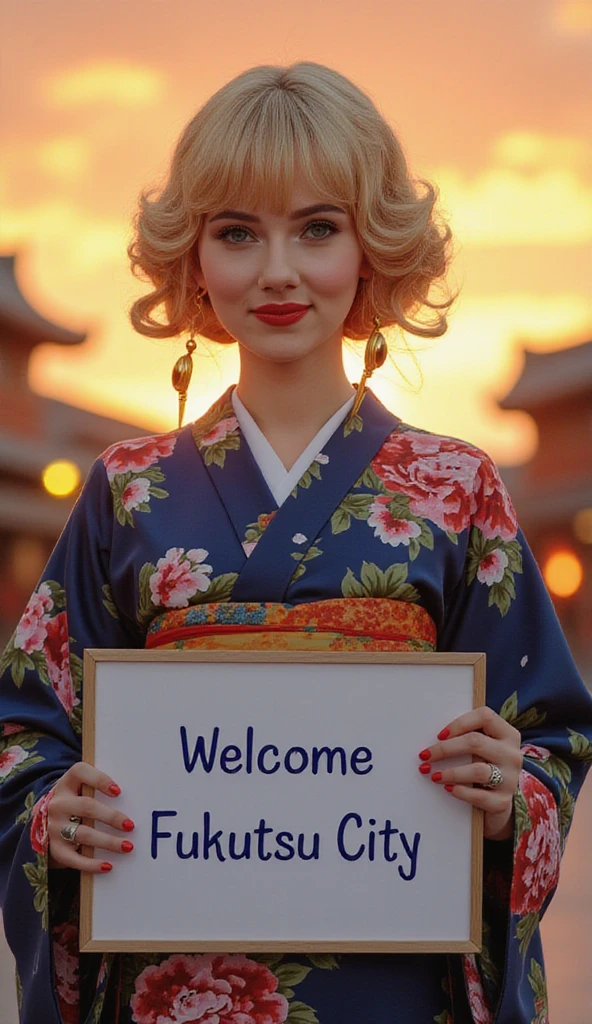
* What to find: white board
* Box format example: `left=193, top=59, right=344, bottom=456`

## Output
left=81, top=651, right=484, bottom=952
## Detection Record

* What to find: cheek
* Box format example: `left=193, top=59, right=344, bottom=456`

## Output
left=312, top=246, right=364, bottom=295
left=195, top=239, right=249, bottom=299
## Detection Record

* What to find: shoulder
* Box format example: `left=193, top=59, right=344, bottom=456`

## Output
left=372, top=422, right=518, bottom=541
left=373, top=421, right=502, bottom=486
left=98, top=428, right=183, bottom=482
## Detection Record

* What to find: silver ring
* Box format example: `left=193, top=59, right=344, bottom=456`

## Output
left=60, top=822, right=81, bottom=844
left=69, top=815, right=82, bottom=824
left=483, top=763, right=504, bottom=789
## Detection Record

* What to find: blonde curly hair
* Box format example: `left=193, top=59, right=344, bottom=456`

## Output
left=127, top=61, right=458, bottom=345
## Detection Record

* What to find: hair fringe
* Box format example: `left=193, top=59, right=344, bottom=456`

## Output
left=126, top=62, right=459, bottom=346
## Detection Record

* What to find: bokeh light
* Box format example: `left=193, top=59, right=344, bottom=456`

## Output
left=543, top=550, right=584, bottom=598
left=41, top=459, right=81, bottom=497
left=573, top=508, right=592, bottom=545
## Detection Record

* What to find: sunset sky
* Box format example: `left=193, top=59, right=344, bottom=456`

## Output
left=2, top=0, right=591, bottom=465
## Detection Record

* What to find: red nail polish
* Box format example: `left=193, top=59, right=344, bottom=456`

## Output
left=418, top=748, right=431, bottom=761
left=438, top=728, right=450, bottom=741
left=445, top=784, right=454, bottom=792
left=100, top=862, right=113, bottom=872
left=418, top=763, right=431, bottom=774
left=108, top=784, right=121, bottom=796
left=121, top=819, right=135, bottom=832
left=121, top=840, right=134, bottom=853
left=431, top=771, right=443, bottom=782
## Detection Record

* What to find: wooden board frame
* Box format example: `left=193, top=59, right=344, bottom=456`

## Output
left=80, top=649, right=485, bottom=953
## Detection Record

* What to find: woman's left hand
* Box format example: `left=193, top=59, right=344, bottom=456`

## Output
left=418, top=706, right=523, bottom=840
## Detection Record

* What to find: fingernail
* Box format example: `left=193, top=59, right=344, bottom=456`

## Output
left=438, top=728, right=450, bottom=741
left=121, top=840, right=134, bottom=853
left=121, top=819, right=135, bottom=832
left=418, top=763, right=431, bottom=775
left=100, top=862, right=113, bottom=872
left=445, top=784, right=454, bottom=792
left=418, top=748, right=431, bottom=761
left=108, top=784, right=121, bottom=796
left=431, top=772, right=443, bottom=782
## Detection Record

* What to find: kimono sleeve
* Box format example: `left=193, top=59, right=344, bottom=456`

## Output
left=0, top=456, right=141, bottom=1022
left=438, top=451, right=592, bottom=1024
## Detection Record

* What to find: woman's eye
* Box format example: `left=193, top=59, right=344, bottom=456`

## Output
left=303, top=220, right=339, bottom=239
left=215, top=220, right=339, bottom=244
left=216, top=226, right=251, bottom=243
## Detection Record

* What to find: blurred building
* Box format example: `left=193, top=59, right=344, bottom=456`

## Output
left=499, top=338, right=592, bottom=675
left=0, top=252, right=148, bottom=646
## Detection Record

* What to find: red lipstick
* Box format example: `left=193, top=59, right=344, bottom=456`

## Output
left=252, top=303, right=310, bottom=313
left=252, top=303, right=310, bottom=326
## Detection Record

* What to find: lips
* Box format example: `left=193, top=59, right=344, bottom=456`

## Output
left=253, top=308, right=309, bottom=326
left=252, top=304, right=310, bottom=314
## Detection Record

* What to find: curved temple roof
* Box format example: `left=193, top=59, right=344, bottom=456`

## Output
left=0, top=253, right=86, bottom=346
left=500, top=339, right=592, bottom=410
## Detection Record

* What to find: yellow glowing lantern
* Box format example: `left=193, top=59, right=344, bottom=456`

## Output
left=42, top=459, right=81, bottom=498
left=573, top=508, right=592, bottom=545
left=543, top=550, right=583, bottom=598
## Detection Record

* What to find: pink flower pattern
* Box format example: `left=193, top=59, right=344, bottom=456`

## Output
left=102, top=434, right=177, bottom=481
left=461, top=954, right=493, bottom=1024
left=52, top=921, right=80, bottom=1024
left=30, top=788, right=54, bottom=854
left=200, top=416, right=239, bottom=447
left=2, top=723, right=25, bottom=736
left=149, top=548, right=213, bottom=609
left=14, top=583, right=53, bottom=654
left=521, top=744, right=551, bottom=762
left=0, top=745, right=28, bottom=780
left=122, top=476, right=152, bottom=512
left=130, top=953, right=288, bottom=1024
left=372, top=431, right=517, bottom=540
left=44, top=612, right=78, bottom=716
left=511, top=770, right=561, bottom=917
left=367, top=497, right=422, bottom=547
left=476, top=548, right=509, bottom=586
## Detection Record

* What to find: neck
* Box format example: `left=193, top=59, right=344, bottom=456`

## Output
left=235, top=342, right=355, bottom=470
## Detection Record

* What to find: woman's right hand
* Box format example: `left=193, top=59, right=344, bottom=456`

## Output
left=48, top=761, right=135, bottom=873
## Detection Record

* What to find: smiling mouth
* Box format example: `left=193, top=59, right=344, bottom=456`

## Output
left=252, top=306, right=311, bottom=315
left=252, top=307, right=310, bottom=324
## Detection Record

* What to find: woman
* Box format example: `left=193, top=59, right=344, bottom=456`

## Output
left=1, top=61, right=591, bottom=1024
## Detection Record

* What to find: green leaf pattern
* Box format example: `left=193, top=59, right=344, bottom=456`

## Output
left=527, top=958, right=548, bottom=1023
left=342, top=561, right=420, bottom=602
left=22, top=853, right=49, bottom=930
left=466, top=530, right=523, bottom=617
left=192, top=393, right=240, bottom=470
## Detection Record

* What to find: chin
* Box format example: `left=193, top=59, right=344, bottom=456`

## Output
left=242, top=336, right=324, bottom=364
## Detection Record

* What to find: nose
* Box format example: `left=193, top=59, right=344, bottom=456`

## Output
left=257, top=238, right=301, bottom=292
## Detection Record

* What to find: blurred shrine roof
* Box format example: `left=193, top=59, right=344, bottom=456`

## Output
left=0, top=254, right=86, bottom=346
left=500, top=339, right=592, bottom=411
left=0, top=250, right=149, bottom=537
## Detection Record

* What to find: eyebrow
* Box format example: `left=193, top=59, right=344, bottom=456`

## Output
left=208, top=204, right=348, bottom=224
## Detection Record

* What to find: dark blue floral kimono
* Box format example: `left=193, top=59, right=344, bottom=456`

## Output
left=1, top=386, right=591, bottom=1024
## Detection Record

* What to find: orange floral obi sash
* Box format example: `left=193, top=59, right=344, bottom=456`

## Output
left=145, top=598, right=436, bottom=652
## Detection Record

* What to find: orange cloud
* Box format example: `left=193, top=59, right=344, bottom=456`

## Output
left=42, top=60, right=166, bottom=109
left=37, top=137, right=92, bottom=181
left=551, top=1, right=592, bottom=35
left=436, top=132, right=592, bottom=246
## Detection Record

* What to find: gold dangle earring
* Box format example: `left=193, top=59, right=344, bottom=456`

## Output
left=172, top=289, right=205, bottom=428
left=350, top=314, right=388, bottom=419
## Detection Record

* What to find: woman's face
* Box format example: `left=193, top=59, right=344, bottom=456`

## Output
left=194, top=174, right=371, bottom=365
